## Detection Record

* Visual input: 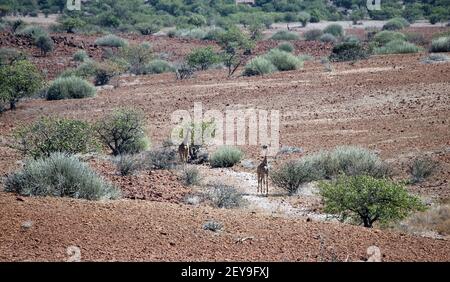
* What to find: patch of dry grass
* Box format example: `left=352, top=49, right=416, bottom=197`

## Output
left=398, top=202, right=450, bottom=236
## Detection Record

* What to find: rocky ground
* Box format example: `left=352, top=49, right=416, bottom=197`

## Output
left=1, top=191, right=449, bottom=262
left=0, top=25, right=449, bottom=261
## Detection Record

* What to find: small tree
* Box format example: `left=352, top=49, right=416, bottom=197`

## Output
left=95, top=108, right=148, bottom=156
left=187, top=14, right=207, bottom=27
left=248, top=21, right=264, bottom=41
left=121, top=42, right=153, bottom=75
left=217, top=26, right=255, bottom=77
left=35, top=35, right=54, bottom=56
left=298, top=12, right=311, bottom=27
left=0, top=60, right=43, bottom=110
left=61, top=17, right=86, bottom=33
left=323, top=24, right=344, bottom=37
left=319, top=175, right=425, bottom=228
left=136, top=22, right=160, bottom=35
left=409, top=157, right=437, bottom=184
left=12, top=117, right=97, bottom=158
left=329, top=42, right=369, bottom=62
left=351, top=9, right=364, bottom=25
left=186, top=46, right=220, bottom=71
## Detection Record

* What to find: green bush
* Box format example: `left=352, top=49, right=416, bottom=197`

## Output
left=181, top=166, right=201, bottom=186
left=271, top=30, right=299, bottom=41
left=298, top=54, right=314, bottom=61
left=404, top=32, right=427, bottom=46
left=271, top=160, right=321, bottom=195
left=264, top=49, right=303, bottom=71
left=409, top=157, right=437, bottom=184
left=92, top=61, right=123, bottom=86
left=319, top=33, right=337, bottom=43
left=187, top=14, right=207, bottom=26
left=16, top=26, right=47, bottom=40
left=343, top=35, right=360, bottom=44
left=73, top=50, right=88, bottom=62
left=46, top=76, right=96, bottom=100
left=5, top=153, right=120, bottom=200
left=329, top=42, right=369, bottom=62
left=0, top=48, right=26, bottom=66
left=95, top=108, right=148, bottom=156
left=272, top=146, right=390, bottom=191
left=304, top=29, right=323, bottom=41
left=318, top=175, right=425, bottom=228
left=323, top=24, right=344, bottom=37
left=210, top=146, right=243, bottom=168
left=277, top=42, right=294, bottom=53
left=170, top=27, right=219, bottom=40
left=60, top=60, right=98, bottom=79
left=147, top=147, right=178, bottom=170
left=94, top=67, right=114, bottom=86
left=114, top=154, right=144, bottom=176
left=373, top=31, right=406, bottom=45
left=383, top=18, right=409, bottom=31
left=314, top=146, right=391, bottom=179
left=298, top=12, right=311, bottom=27
left=374, top=40, right=420, bottom=54
left=206, top=182, right=244, bottom=208
left=120, top=42, right=153, bottom=75
left=243, top=56, right=277, bottom=76
left=186, top=46, right=220, bottom=71
left=13, top=117, right=96, bottom=158
left=61, top=17, right=86, bottom=33
left=35, top=35, right=54, bottom=56
left=10, top=20, right=27, bottom=33
left=431, top=37, right=450, bottom=52
left=204, top=27, right=226, bottom=41
left=136, top=22, right=160, bottom=35
left=143, top=59, right=174, bottom=74
left=95, top=35, right=128, bottom=48
left=0, top=59, right=43, bottom=110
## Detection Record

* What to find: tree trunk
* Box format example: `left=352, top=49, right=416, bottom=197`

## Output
left=362, top=217, right=373, bottom=228
left=9, top=100, right=16, bottom=110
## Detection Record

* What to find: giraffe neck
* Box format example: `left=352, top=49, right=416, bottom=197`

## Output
left=183, top=129, right=190, bottom=145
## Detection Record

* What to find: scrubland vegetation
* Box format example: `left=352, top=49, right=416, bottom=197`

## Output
left=0, top=0, right=449, bottom=263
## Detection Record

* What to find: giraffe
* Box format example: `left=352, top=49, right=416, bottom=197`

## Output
left=178, top=128, right=190, bottom=163
left=257, top=146, right=269, bottom=196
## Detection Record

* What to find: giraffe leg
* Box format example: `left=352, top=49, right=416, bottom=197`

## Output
left=265, top=175, right=269, bottom=196
left=257, top=176, right=260, bottom=194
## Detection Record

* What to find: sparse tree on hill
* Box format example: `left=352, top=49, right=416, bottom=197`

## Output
left=0, top=60, right=43, bottom=110
left=217, top=26, right=255, bottom=77
left=36, top=35, right=54, bottom=56
left=319, top=175, right=425, bottom=228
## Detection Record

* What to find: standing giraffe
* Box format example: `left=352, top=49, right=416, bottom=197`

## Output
left=257, top=146, right=269, bottom=196
left=178, top=128, right=190, bottom=163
